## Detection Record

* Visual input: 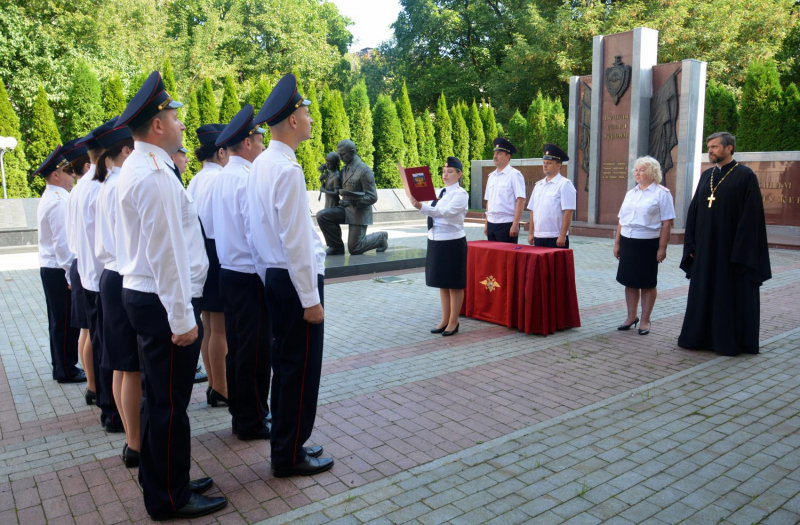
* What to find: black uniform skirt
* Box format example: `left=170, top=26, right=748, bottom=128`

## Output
left=70, top=259, right=90, bottom=329
left=616, top=235, right=660, bottom=289
left=201, top=237, right=224, bottom=312
left=426, top=237, right=468, bottom=289
left=99, top=269, right=139, bottom=371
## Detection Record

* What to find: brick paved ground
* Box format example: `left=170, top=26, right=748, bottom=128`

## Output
left=0, top=222, right=799, bottom=524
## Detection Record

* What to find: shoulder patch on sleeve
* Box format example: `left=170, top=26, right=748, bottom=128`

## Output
left=146, top=152, right=162, bottom=171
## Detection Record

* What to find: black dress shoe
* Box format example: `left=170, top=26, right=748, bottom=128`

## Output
left=124, top=447, right=139, bottom=468
left=208, top=389, right=228, bottom=407
left=85, top=389, right=96, bottom=406
left=236, top=423, right=270, bottom=441
left=205, top=386, right=212, bottom=405
left=148, top=493, right=227, bottom=521
left=103, top=422, right=125, bottom=434
left=122, top=443, right=128, bottom=461
left=430, top=326, right=447, bottom=334
left=305, top=446, right=323, bottom=458
left=194, top=371, right=208, bottom=384
left=58, top=370, right=87, bottom=384
left=325, top=247, right=344, bottom=256
left=617, top=317, right=639, bottom=331
left=442, top=323, right=459, bottom=337
left=638, top=327, right=650, bottom=335
left=273, top=456, right=334, bottom=478
left=188, top=477, right=214, bottom=494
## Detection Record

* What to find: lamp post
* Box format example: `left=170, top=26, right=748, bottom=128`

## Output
left=0, top=136, right=19, bottom=199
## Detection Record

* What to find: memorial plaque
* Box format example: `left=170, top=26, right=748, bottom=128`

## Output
left=482, top=164, right=568, bottom=209
left=576, top=75, right=592, bottom=222
left=598, top=31, right=634, bottom=224
left=700, top=160, right=800, bottom=226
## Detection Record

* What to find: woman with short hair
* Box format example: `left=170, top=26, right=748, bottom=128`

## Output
left=614, top=156, right=676, bottom=335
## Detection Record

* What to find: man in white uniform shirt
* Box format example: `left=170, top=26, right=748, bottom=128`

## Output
left=527, top=143, right=576, bottom=248
left=115, top=71, right=226, bottom=520
left=211, top=105, right=273, bottom=440
left=34, top=146, right=85, bottom=383
left=248, top=73, right=332, bottom=477
left=484, top=137, right=526, bottom=244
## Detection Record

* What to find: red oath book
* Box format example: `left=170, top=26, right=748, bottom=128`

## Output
left=398, top=164, right=437, bottom=201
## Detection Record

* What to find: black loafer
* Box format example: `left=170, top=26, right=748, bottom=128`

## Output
left=58, top=370, right=87, bottom=384
left=85, top=389, right=96, bottom=406
left=148, top=493, right=227, bottom=521
left=124, top=447, right=139, bottom=468
left=325, top=247, right=344, bottom=255
left=236, top=423, right=270, bottom=441
left=188, top=477, right=214, bottom=495
left=273, top=456, right=334, bottom=478
left=305, top=446, right=323, bottom=458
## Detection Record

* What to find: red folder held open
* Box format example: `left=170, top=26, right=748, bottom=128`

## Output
left=398, top=165, right=437, bottom=201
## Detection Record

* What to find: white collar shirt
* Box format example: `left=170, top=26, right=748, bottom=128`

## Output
left=117, top=141, right=209, bottom=335
left=527, top=174, right=577, bottom=238
left=187, top=161, right=222, bottom=238
left=37, top=184, right=75, bottom=284
left=94, top=167, right=121, bottom=272
left=74, top=175, right=104, bottom=291
left=212, top=156, right=258, bottom=274
left=247, top=140, right=325, bottom=307
left=65, top=165, right=94, bottom=255
left=420, top=183, right=469, bottom=240
left=484, top=164, right=526, bottom=224
left=618, top=183, right=676, bottom=239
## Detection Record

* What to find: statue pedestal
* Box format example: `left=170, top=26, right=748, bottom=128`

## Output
left=324, top=246, right=426, bottom=279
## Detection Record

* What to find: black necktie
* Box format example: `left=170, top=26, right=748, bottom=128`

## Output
left=427, top=188, right=447, bottom=230
left=170, top=163, right=182, bottom=183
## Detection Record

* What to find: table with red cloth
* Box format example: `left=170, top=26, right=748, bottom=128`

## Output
left=460, top=241, right=581, bottom=335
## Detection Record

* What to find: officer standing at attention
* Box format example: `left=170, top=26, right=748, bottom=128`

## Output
left=527, top=144, right=576, bottom=248
left=248, top=73, right=331, bottom=477
left=116, top=71, right=226, bottom=520
left=34, top=146, right=85, bottom=383
left=484, top=137, right=526, bottom=244
left=212, top=105, right=272, bottom=440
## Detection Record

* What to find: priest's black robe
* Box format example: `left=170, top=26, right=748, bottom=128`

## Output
left=678, top=160, right=771, bottom=356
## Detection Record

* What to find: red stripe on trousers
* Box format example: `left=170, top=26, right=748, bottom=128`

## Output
left=292, top=323, right=311, bottom=466
left=167, top=343, right=176, bottom=510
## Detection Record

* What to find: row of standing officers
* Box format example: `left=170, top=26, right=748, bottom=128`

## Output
left=34, top=72, right=331, bottom=520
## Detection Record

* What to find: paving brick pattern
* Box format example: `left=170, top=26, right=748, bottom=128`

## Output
left=0, top=223, right=797, bottom=524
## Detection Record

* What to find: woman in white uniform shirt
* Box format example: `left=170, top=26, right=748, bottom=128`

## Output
left=614, top=156, right=676, bottom=335
left=409, top=157, right=469, bottom=337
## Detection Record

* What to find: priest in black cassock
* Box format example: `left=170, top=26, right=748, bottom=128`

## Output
left=678, top=132, right=771, bottom=356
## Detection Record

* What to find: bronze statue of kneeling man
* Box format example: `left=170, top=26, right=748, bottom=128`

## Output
left=317, top=139, right=389, bottom=255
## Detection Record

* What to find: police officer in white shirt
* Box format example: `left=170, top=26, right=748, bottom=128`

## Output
left=212, top=105, right=273, bottom=440
left=484, top=137, right=526, bottom=243
left=614, top=156, right=676, bottom=336
left=74, top=119, right=124, bottom=434
left=34, top=146, right=85, bottom=384
left=116, top=71, right=226, bottom=520
left=527, top=144, right=576, bottom=248
left=248, top=73, right=331, bottom=478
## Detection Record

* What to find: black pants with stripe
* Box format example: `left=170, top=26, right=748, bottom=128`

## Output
left=220, top=269, right=271, bottom=432
left=265, top=269, right=324, bottom=469
left=39, top=267, right=80, bottom=381
left=123, top=289, right=202, bottom=517
left=487, top=221, right=519, bottom=244
left=84, top=289, right=122, bottom=430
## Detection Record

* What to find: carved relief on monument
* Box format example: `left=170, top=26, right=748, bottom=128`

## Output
left=649, top=67, right=681, bottom=183
left=605, top=56, right=631, bottom=105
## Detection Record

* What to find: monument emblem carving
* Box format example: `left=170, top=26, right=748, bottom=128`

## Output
left=648, top=69, right=681, bottom=179
left=579, top=82, right=592, bottom=191
left=605, top=56, right=631, bottom=105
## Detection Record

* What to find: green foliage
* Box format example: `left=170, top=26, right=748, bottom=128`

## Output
left=127, top=72, right=150, bottom=103
left=739, top=60, right=783, bottom=152
left=197, top=78, right=218, bottom=125
left=525, top=92, right=547, bottom=158
left=371, top=94, right=404, bottom=188
left=28, top=85, right=61, bottom=196
left=182, top=89, right=202, bottom=184
left=434, top=92, right=453, bottom=171
left=346, top=81, right=374, bottom=167
left=419, top=114, right=440, bottom=185
left=103, top=75, right=126, bottom=120
left=306, top=82, right=324, bottom=165
left=296, top=77, right=324, bottom=190
left=397, top=82, right=418, bottom=166
left=480, top=101, right=498, bottom=158
left=545, top=97, right=567, bottom=151
left=246, top=75, right=272, bottom=109
left=450, top=104, right=469, bottom=171
left=466, top=100, right=485, bottom=164
left=162, top=56, right=177, bottom=96
left=66, top=60, right=104, bottom=140
left=507, top=110, right=527, bottom=158
left=703, top=80, right=739, bottom=151
left=219, top=75, right=241, bottom=123
left=0, top=79, right=30, bottom=198
left=320, top=85, right=350, bottom=155
left=781, top=83, right=800, bottom=151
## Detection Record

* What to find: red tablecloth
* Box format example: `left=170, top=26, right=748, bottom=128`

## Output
left=461, top=241, right=581, bottom=335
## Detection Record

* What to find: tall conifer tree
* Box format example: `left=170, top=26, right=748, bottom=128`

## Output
left=467, top=100, right=485, bottom=163
left=219, top=75, right=241, bottom=123
left=346, top=81, right=374, bottom=167
left=507, top=110, right=527, bottom=157
left=372, top=94, right=404, bottom=188
left=103, top=75, right=125, bottom=120
left=703, top=80, right=739, bottom=151
left=183, top=89, right=202, bottom=184
left=422, top=114, right=441, bottom=186
left=526, top=91, right=547, bottom=157
left=162, top=57, right=177, bottom=96
left=127, top=71, right=149, bottom=102
left=480, top=101, right=498, bottom=158
left=67, top=60, right=104, bottom=139
left=396, top=81, right=418, bottom=166
left=28, top=85, right=62, bottom=196
left=434, top=93, right=454, bottom=172
left=296, top=77, right=323, bottom=189
left=247, top=75, right=272, bottom=108
left=197, top=78, right=218, bottom=125
left=320, top=85, right=350, bottom=155
left=0, top=80, right=30, bottom=198
left=451, top=103, right=469, bottom=170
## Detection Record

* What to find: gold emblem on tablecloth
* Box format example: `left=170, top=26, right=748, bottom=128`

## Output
left=480, top=275, right=500, bottom=292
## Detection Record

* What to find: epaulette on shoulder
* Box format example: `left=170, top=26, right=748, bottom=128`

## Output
left=145, top=152, right=164, bottom=172
left=658, top=184, right=671, bottom=193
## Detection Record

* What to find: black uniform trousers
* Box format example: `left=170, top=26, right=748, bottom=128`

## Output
left=219, top=269, right=271, bottom=432
left=533, top=236, right=570, bottom=249
left=487, top=221, right=519, bottom=244
left=83, top=290, right=122, bottom=430
left=265, top=269, right=324, bottom=469
left=123, top=290, right=202, bottom=517
left=39, top=267, right=81, bottom=381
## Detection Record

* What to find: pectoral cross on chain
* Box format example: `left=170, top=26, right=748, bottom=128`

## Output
left=707, top=194, right=715, bottom=208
